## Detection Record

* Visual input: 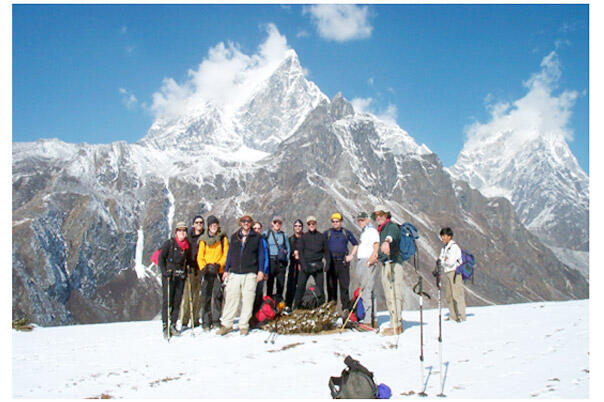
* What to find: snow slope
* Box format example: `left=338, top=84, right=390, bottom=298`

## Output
left=12, top=300, right=589, bottom=398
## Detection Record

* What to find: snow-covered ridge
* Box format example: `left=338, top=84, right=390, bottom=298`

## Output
left=13, top=300, right=589, bottom=398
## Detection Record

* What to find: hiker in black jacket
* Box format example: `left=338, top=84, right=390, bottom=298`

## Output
left=158, top=221, right=191, bottom=338
left=285, top=219, right=304, bottom=311
left=292, top=216, right=331, bottom=310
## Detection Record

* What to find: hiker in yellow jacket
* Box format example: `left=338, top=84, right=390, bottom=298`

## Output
left=197, top=215, right=229, bottom=331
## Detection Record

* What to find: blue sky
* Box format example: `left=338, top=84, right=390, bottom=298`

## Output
left=12, top=4, right=589, bottom=173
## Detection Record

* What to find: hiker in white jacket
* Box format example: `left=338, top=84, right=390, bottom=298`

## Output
left=438, top=227, right=466, bottom=322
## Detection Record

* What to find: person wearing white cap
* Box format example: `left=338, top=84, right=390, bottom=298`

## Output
left=158, top=221, right=191, bottom=338
left=263, top=215, right=291, bottom=304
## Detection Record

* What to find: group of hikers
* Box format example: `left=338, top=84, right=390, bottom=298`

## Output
left=155, top=205, right=467, bottom=339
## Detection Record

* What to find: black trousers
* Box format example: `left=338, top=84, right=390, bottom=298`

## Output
left=293, top=261, right=325, bottom=309
left=326, top=257, right=351, bottom=310
left=162, top=275, right=185, bottom=328
left=267, top=257, right=287, bottom=303
left=201, top=271, right=223, bottom=327
left=285, top=259, right=300, bottom=308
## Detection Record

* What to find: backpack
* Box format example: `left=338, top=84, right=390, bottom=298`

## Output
left=269, top=230, right=289, bottom=264
left=329, top=356, right=378, bottom=399
left=254, top=295, right=279, bottom=326
left=349, top=288, right=366, bottom=323
left=300, top=287, right=325, bottom=309
left=399, top=222, right=419, bottom=262
left=455, top=249, right=476, bottom=283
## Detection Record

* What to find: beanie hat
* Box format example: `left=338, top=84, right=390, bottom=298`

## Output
left=207, top=215, right=219, bottom=226
left=331, top=212, right=343, bottom=221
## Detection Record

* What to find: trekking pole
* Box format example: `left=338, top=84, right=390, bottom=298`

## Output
left=415, top=275, right=428, bottom=397
left=340, top=264, right=376, bottom=331
left=187, top=273, right=195, bottom=337
left=371, top=290, right=376, bottom=329
left=436, top=261, right=445, bottom=397
left=166, top=276, right=171, bottom=342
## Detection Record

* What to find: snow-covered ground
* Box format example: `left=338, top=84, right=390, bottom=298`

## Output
left=12, top=300, right=589, bottom=399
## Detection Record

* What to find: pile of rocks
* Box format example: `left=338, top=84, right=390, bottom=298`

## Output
left=262, top=301, right=340, bottom=334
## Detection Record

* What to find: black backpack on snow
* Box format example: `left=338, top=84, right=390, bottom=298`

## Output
left=300, top=287, right=325, bottom=309
left=329, top=356, right=378, bottom=399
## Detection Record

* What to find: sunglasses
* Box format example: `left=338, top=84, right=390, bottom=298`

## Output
left=331, top=220, right=341, bottom=223
left=241, top=219, right=252, bottom=224
left=194, top=221, right=203, bottom=224
left=176, top=228, right=187, bottom=233
left=273, top=221, right=282, bottom=224
left=294, top=224, right=302, bottom=227
left=307, top=221, right=317, bottom=225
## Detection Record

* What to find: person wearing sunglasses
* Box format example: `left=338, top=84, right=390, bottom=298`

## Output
left=158, top=221, right=191, bottom=338
left=263, top=216, right=291, bottom=305
left=292, top=216, right=330, bottom=310
left=179, top=215, right=205, bottom=331
left=285, top=219, right=304, bottom=312
left=217, top=214, right=267, bottom=336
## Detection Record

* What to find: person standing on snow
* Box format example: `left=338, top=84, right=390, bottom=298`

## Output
left=372, top=206, right=404, bottom=336
left=263, top=215, right=291, bottom=304
left=218, top=214, right=267, bottom=336
left=324, top=212, right=358, bottom=316
left=179, top=215, right=204, bottom=330
left=352, top=212, right=380, bottom=327
left=158, top=221, right=191, bottom=338
left=285, top=219, right=304, bottom=312
left=437, top=227, right=466, bottom=322
left=292, top=216, right=331, bottom=310
left=252, top=221, right=270, bottom=315
left=197, top=215, right=229, bottom=331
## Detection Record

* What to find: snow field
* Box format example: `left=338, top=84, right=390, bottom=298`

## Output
left=12, top=300, right=588, bottom=398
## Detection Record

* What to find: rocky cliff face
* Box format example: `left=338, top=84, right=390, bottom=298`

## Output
left=12, top=51, right=588, bottom=326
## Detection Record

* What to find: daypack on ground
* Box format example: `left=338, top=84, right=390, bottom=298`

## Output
left=254, top=295, right=279, bottom=326
left=300, top=287, right=325, bottom=309
left=329, top=356, right=378, bottom=399
left=399, top=222, right=419, bottom=262
left=455, top=249, right=476, bottom=283
left=349, top=288, right=366, bottom=323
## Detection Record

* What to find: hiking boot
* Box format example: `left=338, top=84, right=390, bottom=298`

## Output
left=240, top=327, right=249, bottom=336
left=169, top=324, right=181, bottom=336
left=216, top=326, right=233, bottom=336
left=202, top=325, right=211, bottom=332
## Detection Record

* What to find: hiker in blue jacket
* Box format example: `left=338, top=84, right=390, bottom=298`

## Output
left=437, top=227, right=466, bottom=322
left=325, top=212, right=358, bottom=316
left=263, top=216, right=291, bottom=304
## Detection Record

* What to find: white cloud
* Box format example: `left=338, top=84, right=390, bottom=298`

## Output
left=304, top=5, right=373, bottom=42
left=351, top=97, right=398, bottom=125
left=296, top=29, right=310, bottom=38
left=465, top=51, right=578, bottom=152
left=150, top=23, right=291, bottom=119
left=119, top=88, right=138, bottom=110
left=367, top=77, right=374, bottom=86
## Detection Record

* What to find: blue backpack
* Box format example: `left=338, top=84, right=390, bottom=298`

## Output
left=455, top=249, right=476, bottom=283
left=399, top=223, right=419, bottom=262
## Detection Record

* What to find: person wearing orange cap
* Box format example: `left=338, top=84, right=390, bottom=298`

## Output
left=324, top=212, right=358, bottom=316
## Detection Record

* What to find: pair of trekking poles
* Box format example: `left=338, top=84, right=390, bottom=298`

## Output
left=414, top=257, right=446, bottom=397
left=165, top=269, right=200, bottom=341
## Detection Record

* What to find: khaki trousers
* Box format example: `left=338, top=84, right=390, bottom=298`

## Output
left=179, top=269, right=202, bottom=326
left=380, top=261, right=404, bottom=329
left=444, top=270, right=466, bottom=321
left=220, top=272, right=257, bottom=330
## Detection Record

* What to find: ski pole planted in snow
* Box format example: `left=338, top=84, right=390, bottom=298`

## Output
left=187, top=274, right=195, bottom=337
left=340, top=265, right=376, bottom=331
left=166, top=276, right=171, bottom=342
left=435, top=261, right=446, bottom=397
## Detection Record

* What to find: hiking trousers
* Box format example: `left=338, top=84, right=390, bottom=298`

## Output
left=326, top=257, right=351, bottom=310
left=293, top=262, right=325, bottom=309
left=380, top=261, right=404, bottom=329
left=201, top=271, right=224, bottom=328
left=220, top=272, right=257, bottom=331
left=179, top=269, right=202, bottom=327
left=285, top=259, right=300, bottom=308
left=162, top=275, right=185, bottom=328
left=353, top=258, right=377, bottom=324
left=444, top=270, right=466, bottom=321
left=267, top=257, right=287, bottom=303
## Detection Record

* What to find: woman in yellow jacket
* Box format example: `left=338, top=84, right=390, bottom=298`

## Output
left=197, top=215, right=229, bottom=331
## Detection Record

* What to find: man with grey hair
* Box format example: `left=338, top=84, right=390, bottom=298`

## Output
left=352, top=212, right=380, bottom=327
left=264, top=215, right=291, bottom=303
